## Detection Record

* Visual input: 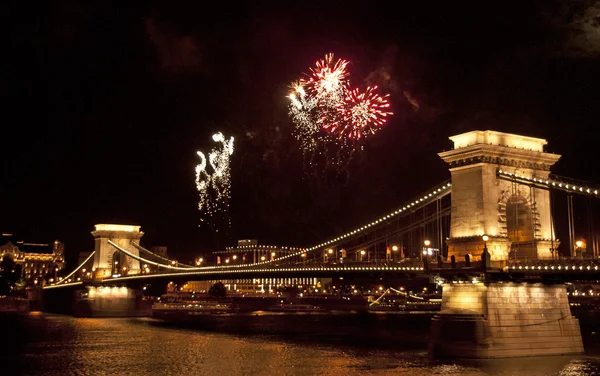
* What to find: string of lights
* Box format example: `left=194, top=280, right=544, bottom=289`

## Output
left=497, top=169, right=599, bottom=197
left=220, top=180, right=452, bottom=268
left=43, top=281, right=83, bottom=290
left=105, top=264, right=426, bottom=282
left=53, top=251, right=95, bottom=285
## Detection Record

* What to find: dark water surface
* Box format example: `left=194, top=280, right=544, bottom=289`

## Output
left=4, top=311, right=600, bottom=376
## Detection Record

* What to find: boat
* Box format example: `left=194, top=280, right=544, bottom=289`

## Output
left=368, top=302, right=398, bottom=312
left=368, top=300, right=441, bottom=312
left=152, top=300, right=238, bottom=318
left=267, top=302, right=325, bottom=312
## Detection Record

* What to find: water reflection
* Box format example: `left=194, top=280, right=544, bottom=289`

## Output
left=2, top=313, right=600, bottom=376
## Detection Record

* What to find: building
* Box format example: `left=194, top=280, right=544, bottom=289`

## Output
left=213, top=239, right=304, bottom=264
left=0, top=234, right=65, bottom=283
left=181, top=277, right=331, bottom=295
left=180, top=240, right=332, bottom=294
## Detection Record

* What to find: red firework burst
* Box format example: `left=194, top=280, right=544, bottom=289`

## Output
left=327, top=86, right=393, bottom=140
left=306, top=53, right=350, bottom=103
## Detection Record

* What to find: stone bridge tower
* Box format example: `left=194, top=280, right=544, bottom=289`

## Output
left=91, top=224, right=143, bottom=278
left=438, top=130, right=561, bottom=262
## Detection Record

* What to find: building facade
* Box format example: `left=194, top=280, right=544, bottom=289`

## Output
left=213, top=239, right=304, bottom=264
left=0, top=236, right=65, bottom=283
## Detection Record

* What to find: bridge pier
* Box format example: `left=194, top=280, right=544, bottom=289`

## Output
left=429, top=282, right=583, bottom=358
left=73, top=286, right=151, bottom=317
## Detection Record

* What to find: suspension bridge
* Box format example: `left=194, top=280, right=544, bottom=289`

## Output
left=42, top=130, right=600, bottom=358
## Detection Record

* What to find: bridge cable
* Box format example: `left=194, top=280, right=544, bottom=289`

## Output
left=52, top=251, right=96, bottom=286
left=129, top=242, right=194, bottom=268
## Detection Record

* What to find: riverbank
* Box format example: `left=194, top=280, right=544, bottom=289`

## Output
left=0, top=296, right=30, bottom=312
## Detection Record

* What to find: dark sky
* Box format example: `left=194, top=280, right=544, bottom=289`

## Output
left=4, top=1, right=600, bottom=265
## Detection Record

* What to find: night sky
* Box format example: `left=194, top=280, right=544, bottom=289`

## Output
left=4, top=2, right=600, bottom=265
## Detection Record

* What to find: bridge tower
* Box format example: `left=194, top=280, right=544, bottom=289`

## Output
left=91, top=224, right=143, bottom=278
left=439, top=130, right=561, bottom=262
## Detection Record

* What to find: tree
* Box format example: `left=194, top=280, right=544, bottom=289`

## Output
left=0, top=254, right=16, bottom=289
left=0, top=254, right=15, bottom=273
left=0, top=255, right=14, bottom=295
left=208, top=282, right=227, bottom=298
left=13, top=264, right=22, bottom=283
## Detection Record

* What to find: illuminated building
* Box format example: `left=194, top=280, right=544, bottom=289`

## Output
left=181, top=277, right=329, bottom=295
left=0, top=234, right=65, bottom=282
left=180, top=240, right=329, bottom=294
left=215, top=239, right=303, bottom=264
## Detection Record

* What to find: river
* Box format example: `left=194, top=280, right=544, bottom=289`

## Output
left=4, top=311, right=600, bottom=375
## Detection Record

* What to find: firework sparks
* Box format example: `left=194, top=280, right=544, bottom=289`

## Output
left=195, top=132, right=234, bottom=226
left=307, top=53, right=349, bottom=108
left=195, top=151, right=210, bottom=212
left=288, top=81, right=319, bottom=151
left=287, top=53, right=393, bottom=183
left=327, top=86, right=393, bottom=139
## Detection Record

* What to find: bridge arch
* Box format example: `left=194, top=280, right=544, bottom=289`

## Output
left=91, top=224, right=143, bottom=278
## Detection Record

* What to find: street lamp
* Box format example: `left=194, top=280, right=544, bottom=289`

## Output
left=326, top=248, right=333, bottom=262
left=482, top=235, right=490, bottom=271
left=391, top=245, right=398, bottom=252
left=423, top=240, right=431, bottom=260
left=575, top=240, right=584, bottom=258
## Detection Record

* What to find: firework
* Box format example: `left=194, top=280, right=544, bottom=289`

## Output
left=287, top=53, right=393, bottom=183
left=288, top=81, right=319, bottom=151
left=327, top=86, right=392, bottom=140
left=195, top=132, right=234, bottom=225
left=306, top=53, right=349, bottom=108
left=288, top=54, right=350, bottom=141
left=195, top=151, right=210, bottom=212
